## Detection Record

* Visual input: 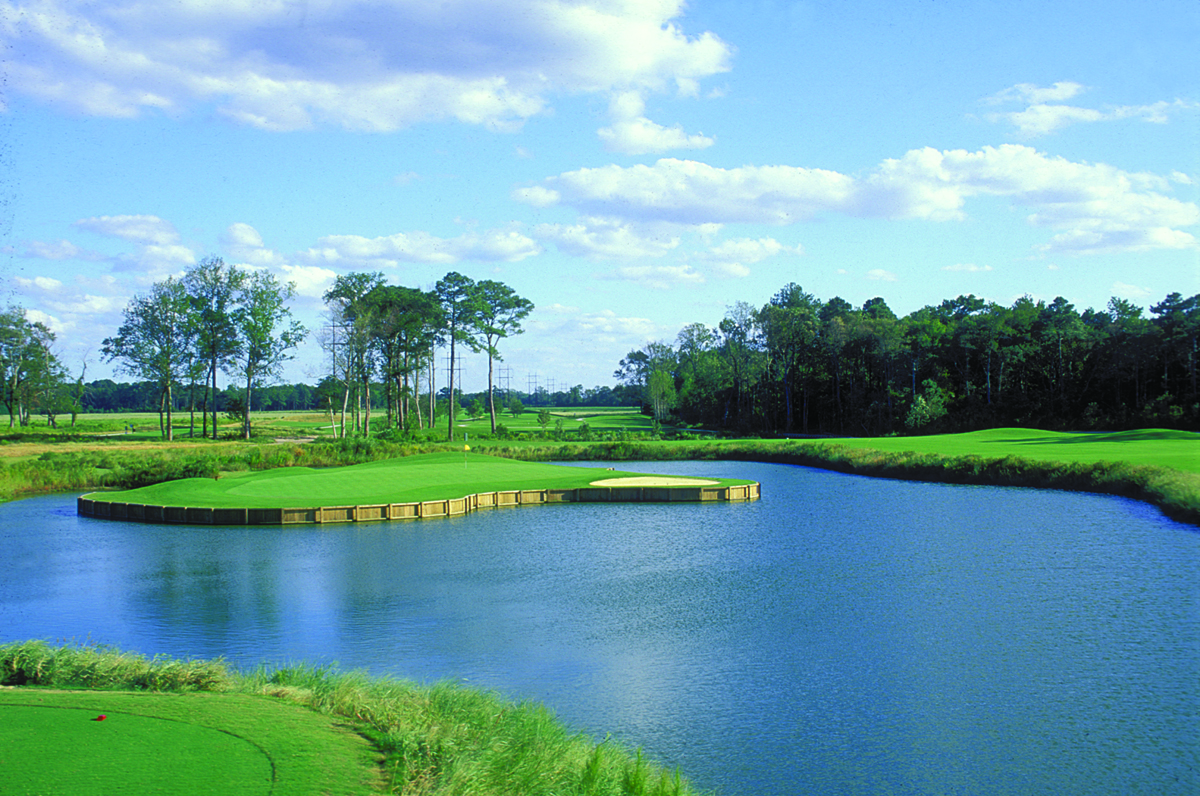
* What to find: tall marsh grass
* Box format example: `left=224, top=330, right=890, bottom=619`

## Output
left=0, top=641, right=704, bottom=796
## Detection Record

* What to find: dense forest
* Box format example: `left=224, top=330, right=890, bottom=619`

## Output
left=615, top=285, right=1199, bottom=435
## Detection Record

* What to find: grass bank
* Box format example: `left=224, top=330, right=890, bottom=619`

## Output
left=0, top=640, right=701, bottom=796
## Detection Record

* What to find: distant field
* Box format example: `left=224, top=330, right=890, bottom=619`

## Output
left=807, top=428, right=1200, bottom=474
left=9, top=407, right=651, bottom=440
left=456, top=405, right=651, bottom=435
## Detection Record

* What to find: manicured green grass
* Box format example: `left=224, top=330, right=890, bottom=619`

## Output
left=0, top=691, right=378, bottom=796
left=809, top=427, right=1200, bottom=474
left=87, top=451, right=753, bottom=508
left=1, top=641, right=705, bottom=796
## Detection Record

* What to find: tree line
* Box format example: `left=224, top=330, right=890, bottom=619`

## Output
left=74, top=379, right=640, bottom=416
left=616, top=286, right=1200, bottom=435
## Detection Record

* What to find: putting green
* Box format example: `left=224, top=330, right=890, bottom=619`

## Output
left=0, top=690, right=380, bottom=796
left=87, top=452, right=756, bottom=509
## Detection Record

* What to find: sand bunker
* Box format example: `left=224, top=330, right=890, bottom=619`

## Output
left=589, top=476, right=720, bottom=487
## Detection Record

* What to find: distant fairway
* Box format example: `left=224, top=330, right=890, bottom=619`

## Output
left=0, top=690, right=378, bottom=796
left=809, top=427, right=1200, bottom=474
left=87, top=452, right=755, bottom=509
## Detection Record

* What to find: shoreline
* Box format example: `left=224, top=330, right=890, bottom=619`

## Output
left=491, top=440, right=1200, bottom=527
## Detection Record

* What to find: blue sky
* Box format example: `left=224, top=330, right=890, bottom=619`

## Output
left=2, top=0, right=1197, bottom=392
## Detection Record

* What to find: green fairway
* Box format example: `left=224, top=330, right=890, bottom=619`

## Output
left=809, top=427, right=1200, bottom=474
left=87, top=451, right=754, bottom=508
left=0, top=690, right=379, bottom=796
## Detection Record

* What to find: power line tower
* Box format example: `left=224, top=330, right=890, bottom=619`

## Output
left=527, top=373, right=539, bottom=404
left=443, top=353, right=463, bottom=398
left=499, top=365, right=512, bottom=401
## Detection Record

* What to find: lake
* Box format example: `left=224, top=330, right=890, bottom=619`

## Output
left=2, top=460, right=1197, bottom=795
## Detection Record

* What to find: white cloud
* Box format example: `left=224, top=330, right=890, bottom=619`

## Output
left=73, top=214, right=180, bottom=245
left=45, top=293, right=124, bottom=315
left=524, top=158, right=855, bottom=224
left=597, top=90, right=713, bottom=154
left=14, top=275, right=64, bottom=291
left=224, top=222, right=288, bottom=269
left=695, top=237, right=800, bottom=277
left=534, top=217, right=680, bottom=259
left=866, top=268, right=897, bottom=282
left=597, top=263, right=704, bottom=290
left=19, top=239, right=94, bottom=260
left=546, top=308, right=658, bottom=342
left=984, top=82, right=1199, bottom=136
left=300, top=228, right=539, bottom=268
left=512, top=186, right=561, bottom=207
left=69, top=214, right=196, bottom=277
left=280, top=264, right=338, bottom=299
left=1001, top=104, right=1105, bottom=137
left=23, top=308, right=65, bottom=335
left=528, top=145, right=1199, bottom=255
left=942, top=263, right=993, bottom=272
left=2, top=0, right=731, bottom=132
left=984, top=81, right=1086, bottom=106
left=124, top=243, right=196, bottom=276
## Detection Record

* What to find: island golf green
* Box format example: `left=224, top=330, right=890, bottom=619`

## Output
left=80, top=452, right=759, bottom=524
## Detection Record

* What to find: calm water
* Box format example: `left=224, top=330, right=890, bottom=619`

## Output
left=2, top=461, right=1198, bottom=795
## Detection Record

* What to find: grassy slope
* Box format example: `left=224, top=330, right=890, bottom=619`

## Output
left=88, top=452, right=752, bottom=508
left=804, top=427, right=1200, bottom=474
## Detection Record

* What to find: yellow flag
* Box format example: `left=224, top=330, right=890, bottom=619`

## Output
left=464, top=444, right=471, bottom=452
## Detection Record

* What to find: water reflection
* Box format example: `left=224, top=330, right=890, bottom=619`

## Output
left=1, top=462, right=1197, bottom=795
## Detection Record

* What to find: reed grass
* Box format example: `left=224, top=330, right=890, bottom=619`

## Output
left=0, top=641, right=705, bottom=796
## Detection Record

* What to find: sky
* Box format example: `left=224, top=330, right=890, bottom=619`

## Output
left=2, top=0, right=1197, bottom=393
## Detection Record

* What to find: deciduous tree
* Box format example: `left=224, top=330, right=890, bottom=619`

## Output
left=473, top=280, right=533, bottom=432
left=102, top=279, right=194, bottom=440
left=228, top=272, right=305, bottom=439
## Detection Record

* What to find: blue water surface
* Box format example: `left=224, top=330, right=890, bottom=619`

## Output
left=2, top=461, right=1197, bottom=795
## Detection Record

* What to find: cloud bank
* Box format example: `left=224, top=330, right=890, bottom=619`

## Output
left=2, top=0, right=731, bottom=135
left=518, top=145, right=1199, bottom=255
